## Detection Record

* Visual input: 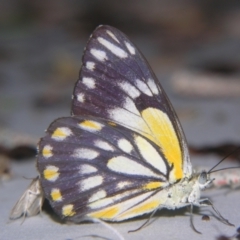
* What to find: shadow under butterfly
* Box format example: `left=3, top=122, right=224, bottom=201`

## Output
left=9, top=25, right=238, bottom=239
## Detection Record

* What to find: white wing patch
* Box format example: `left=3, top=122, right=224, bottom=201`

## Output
left=117, top=181, right=131, bottom=189
left=77, top=93, right=85, bottom=103
left=82, top=77, right=96, bottom=89
left=125, top=41, right=135, bottom=55
left=86, top=61, right=95, bottom=71
left=98, top=37, right=128, bottom=59
left=72, top=148, right=99, bottom=160
left=135, top=79, right=153, bottom=96
left=117, top=139, right=133, bottom=153
left=123, top=97, right=140, bottom=115
left=147, top=78, right=159, bottom=95
left=118, top=81, right=141, bottom=99
left=134, top=135, right=167, bottom=175
left=90, top=49, right=108, bottom=62
left=94, top=140, right=115, bottom=151
left=107, top=156, right=162, bottom=178
left=88, top=190, right=107, bottom=203
left=106, top=30, right=120, bottom=43
left=79, top=164, right=98, bottom=174
left=89, top=189, right=140, bottom=210
left=109, top=107, right=145, bottom=131
left=78, top=175, right=103, bottom=191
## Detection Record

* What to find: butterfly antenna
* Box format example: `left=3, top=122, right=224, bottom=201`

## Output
left=209, top=166, right=240, bottom=174
left=208, top=146, right=240, bottom=173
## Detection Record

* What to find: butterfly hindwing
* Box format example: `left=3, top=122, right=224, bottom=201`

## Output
left=38, top=116, right=172, bottom=221
left=72, top=25, right=191, bottom=182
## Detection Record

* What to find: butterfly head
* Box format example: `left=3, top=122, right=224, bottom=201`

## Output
left=198, top=171, right=214, bottom=190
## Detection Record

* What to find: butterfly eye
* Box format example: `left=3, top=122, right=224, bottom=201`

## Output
left=198, top=171, right=208, bottom=184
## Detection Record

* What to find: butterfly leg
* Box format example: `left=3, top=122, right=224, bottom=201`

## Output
left=188, top=203, right=202, bottom=234
left=198, top=198, right=234, bottom=227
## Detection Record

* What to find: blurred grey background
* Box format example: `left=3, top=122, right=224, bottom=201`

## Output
left=1, top=0, right=240, bottom=144
left=1, top=0, right=240, bottom=142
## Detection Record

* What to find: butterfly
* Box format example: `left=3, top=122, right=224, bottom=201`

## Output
left=36, top=25, right=232, bottom=233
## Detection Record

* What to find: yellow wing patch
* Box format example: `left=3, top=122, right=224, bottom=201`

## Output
left=143, top=182, right=162, bottom=190
left=108, top=121, right=117, bottom=126
left=79, top=120, right=103, bottom=131
left=88, top=191, right=162, bottom=221
left=42, top=145, right=53, bottom=158
left=89, top=206, right=120, bottom=219
left=141, top=108, right=182, bottom=181
left=43, top=165, right=60, bottom=181
left=62, top=204, right=76, bottom=217
left=118, top=200, right=160, bottom=220
left=51, top=188, right=63, bottom=202
left=52, top=127, right=72, bottom=141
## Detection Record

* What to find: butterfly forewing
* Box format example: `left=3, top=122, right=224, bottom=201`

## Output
left=72, top=25, right=191, bottom=181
